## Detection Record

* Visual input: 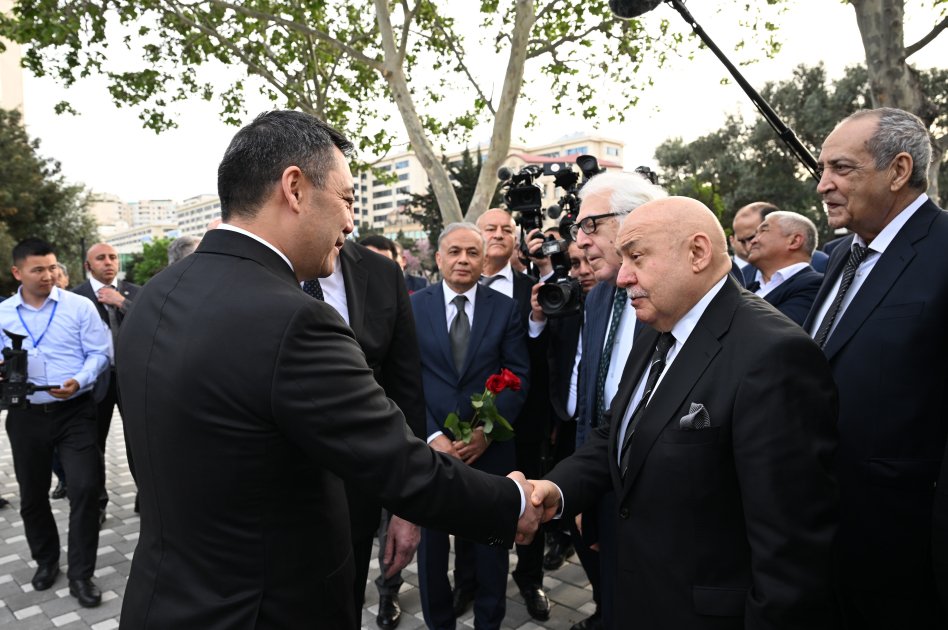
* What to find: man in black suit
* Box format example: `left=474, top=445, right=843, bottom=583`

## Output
left=465, top=207, right=550, bottom=621
left=531, top=196, right=840, bottom=629
left=312, top=235, right=425, bottom=629
left=805, top=107, right=948, bottom=628
left=411, top=222, right=530, bottom=630
left=116, top=110, right=541, bottom=630
left=73, top=242, right=140, bottom=520
left=744, top=210, right=824, bottom=325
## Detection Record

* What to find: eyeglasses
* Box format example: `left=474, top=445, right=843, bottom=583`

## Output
left=569, top=213, right=618, bottom=240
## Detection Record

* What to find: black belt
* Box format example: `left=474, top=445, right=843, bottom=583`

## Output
left=28, top=392, right=92, bottom=414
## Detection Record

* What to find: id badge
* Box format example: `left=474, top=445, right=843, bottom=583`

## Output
left=27, top=347, right=49, bottom=388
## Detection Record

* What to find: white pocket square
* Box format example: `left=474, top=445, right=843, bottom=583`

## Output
left=679, top=402, right=711, bottom=430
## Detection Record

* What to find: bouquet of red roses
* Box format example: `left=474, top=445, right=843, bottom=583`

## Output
left=444, top=368, right=521, bottom=444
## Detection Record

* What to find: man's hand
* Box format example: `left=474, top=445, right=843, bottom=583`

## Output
left=575, top=513, right=599, bottom=551
left=528, top=282, right=546, bottom=325
left=529, top=479, right=563, bottom=523
left=382, top=515, right=421, bottom=578
left=453, top=427, right=489, bottom=465
left=97, top=286, right=126, bottom=309
left=525, top=228, right=553, bottom=277
left=49, top=378, right=79, bottom=399
left=429, top=434, right=461, bottom=459
left=508, top=471, right=542, bottom=545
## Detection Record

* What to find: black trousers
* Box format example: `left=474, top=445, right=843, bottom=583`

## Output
left=5, top=394, right=101, bottom=580
left=511, top=439, right=544, bottom=589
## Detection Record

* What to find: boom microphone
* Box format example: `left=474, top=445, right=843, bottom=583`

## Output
left=609, top=0, right=663, bottom=19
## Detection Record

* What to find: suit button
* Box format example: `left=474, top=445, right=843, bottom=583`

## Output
left=619, top=508, right=630, bottom=519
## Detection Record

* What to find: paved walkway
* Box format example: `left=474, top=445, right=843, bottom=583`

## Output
left=0, top=413, right=596, bottom=629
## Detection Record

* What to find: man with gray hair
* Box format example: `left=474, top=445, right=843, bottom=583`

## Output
left=411, top=221, right=530, bottom=630
left=167, top=235, right=201, bottom=264
left=744, top=210, right=823, bottom=325
left=804, top=107, right=948, bottom=628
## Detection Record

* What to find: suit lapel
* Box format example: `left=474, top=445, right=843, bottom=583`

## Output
left=425, top=283, right=456, bottom=378
left=463, top=284, right=498, bottom=377
left=339, top=244, right=367, bottom=339
left=803, top=238, right=853, bottom=331
left=616, top=280, right=736, bottom=501
left=822, top=203, right=936, bottom=360
left=763, top=265, right=814, bottom=307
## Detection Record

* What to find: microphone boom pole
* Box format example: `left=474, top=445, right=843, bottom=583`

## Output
left=664, top=0, right=821, bottom=181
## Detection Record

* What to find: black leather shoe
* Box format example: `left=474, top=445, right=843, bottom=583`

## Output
left=543, top=539, right=575, bottom=571
left=376, top=593, right=401, bottom=629
left=98, top=508, right=107, bottom=528
left=31, top=563, right=60, bottom=591
left=570, top=610, right=603, bottom=630
left=451, top=587, right=474, bottom=617
left=520, top=585, right=550, bottom=621
left=69, top=578, right=102, bottom=608
left=0, top=497, right=10, bottom=509
left=51, top=480, right=67, bottom=500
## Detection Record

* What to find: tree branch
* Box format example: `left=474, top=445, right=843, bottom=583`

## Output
left=527, top=21, right=610, bottom=59
left=430, top=12, right=496, bottom=116
left=905, top=16, right=948, bottom=58
left=206, top=0, right=383, bottom=69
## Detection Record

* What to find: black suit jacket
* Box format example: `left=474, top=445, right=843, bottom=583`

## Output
left=73, top=278, right=141, bottom=399
left=548, top=278, right=839, bottom=629
left=759, top=265, right=823, bottom=326
left=117, top=230, right=520, bottom=630
left=803, top=199, right=948, bottom=609
left=337, top=242, right=426, bottom=541
left=510, top=271, right=550, bottom=444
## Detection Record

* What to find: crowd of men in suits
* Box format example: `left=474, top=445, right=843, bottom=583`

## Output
left=2, top=105, right=947, bottom=630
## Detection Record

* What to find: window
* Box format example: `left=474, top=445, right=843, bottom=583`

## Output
left=606, top=146, right=620, bottom=157
left=377, top=164, right=392, bottom=172
left=565, top=146, right=588, bottom=156
left=373, top=202, right=393, bottom=211
left=374, top=189, right=393, bottom=198
left=396, top=186, right=411, bottom=195
left=395, top=160, right=410, bottom=169
left=539, top=151, right=560, bottom=158
left=398, top=172, right=409, bottom=181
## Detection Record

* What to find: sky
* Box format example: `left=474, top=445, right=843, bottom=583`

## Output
left=14, top=1, right=947, bottom=203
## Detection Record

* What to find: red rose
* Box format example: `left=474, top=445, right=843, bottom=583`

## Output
left=485, top=374, right=506, bottom=395
left=500, top=368, right=521, bottom=391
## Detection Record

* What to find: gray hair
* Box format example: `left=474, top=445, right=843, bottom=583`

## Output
left=767, top=211, right=819, bottom=255
left=168, top=235, right=201, bottom=264
left=843, top=108, right=932, bottom=190
left=438, top=222, right=483, bottom=250
left=578, top=171, right=667, bottom=220
left=55, top=261, right=69, bottom=275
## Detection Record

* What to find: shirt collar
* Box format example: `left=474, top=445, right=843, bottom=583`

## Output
left=12, top=285, right=61, bottom=310
left=89, top=276, right=115, bottom=294
left=483, top=263, right=514, bottom=283
left=218, top=223, right=295, bottom=272
left=854, top=193, right=928, bottom=254
left=442, top=282, right=478, bottom=310
left=669, top=275, right=728, bottom=349
left=757, top=261, right=810, bottom=285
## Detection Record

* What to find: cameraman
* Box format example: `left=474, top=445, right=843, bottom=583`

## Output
left=0, top=238, right=110, bottom=608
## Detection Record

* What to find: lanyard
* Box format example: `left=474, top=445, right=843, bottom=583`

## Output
left=16, top=300, right=59, bottom=349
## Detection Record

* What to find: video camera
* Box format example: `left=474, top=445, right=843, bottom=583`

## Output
left=497, top=157, right=601, bottom=318
left=1, top=329, right=57, bottom=409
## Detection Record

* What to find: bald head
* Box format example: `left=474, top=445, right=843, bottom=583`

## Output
left=477, top=208, right=517, bottom=273
left=85, top=242, right=120, bottom=284
left=616, top=197, right=731, bottom=331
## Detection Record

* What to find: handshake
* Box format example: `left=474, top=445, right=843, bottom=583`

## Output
left=506, top=472, right=562, bottom=545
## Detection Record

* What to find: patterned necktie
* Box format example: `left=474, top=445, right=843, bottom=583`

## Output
left=302, top=279, right=324, bottom=301
left=619, top=332, right=675, bottom=478
left=594, top=288, right=628, bottom=426
left=480, top=275, right=501, bottom=287
left=449, top=295, right=470, bottom=373
left=813, top=243, right=869, bottom=347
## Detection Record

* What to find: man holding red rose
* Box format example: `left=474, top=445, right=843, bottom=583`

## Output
left=411, top=222, right=530, bottom=630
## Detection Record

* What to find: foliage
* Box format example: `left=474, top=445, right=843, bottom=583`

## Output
left=443, top=368, right=520, bottom=444
left=410, top=147, right=502, bottom=251
left=126, top=237, right=171, bottom=284
left=0, top=108, right=98, bottom=296
left=0, top=0, right=785, bottom=222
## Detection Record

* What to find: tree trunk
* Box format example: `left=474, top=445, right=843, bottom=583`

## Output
left=464, top=0, right=535, bottom=223
left=849, top=0, right=941, bottom=199
left=373, top=0, right=464, bottom=225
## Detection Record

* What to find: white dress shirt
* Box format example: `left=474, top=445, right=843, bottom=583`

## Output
left=809, top=194, right=927, bottom=340
left=480, top=263, right=514, bottom=298
left=218, top=223, right=294, bottom=271
left=603, top=292, right=636, bottom=413
left=754, top=262, right=810, bottom=297
left=317, top=256, right=350, bottom=325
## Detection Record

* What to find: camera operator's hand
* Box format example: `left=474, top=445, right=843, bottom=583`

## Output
left=49, top=378, right=79, bottom=399
left=529, top=282, right=546, bottom=325
left=525, top=228, right=553, bottom=278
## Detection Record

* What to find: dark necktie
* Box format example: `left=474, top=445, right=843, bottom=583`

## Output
left=594, top=288, right=628, bottom=427
left=449, top=295, right=470, bottom=373
left=619, top=332, right=675, bottom=478
left=105, top=292, right=120, bottom=364
left=746, top=280, right=761, bottom=293
left=480, top=275, right=501, bottom=287
left=813, top=243, right=869, bottom=347
left=302, top=279, right=324, bottom=301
